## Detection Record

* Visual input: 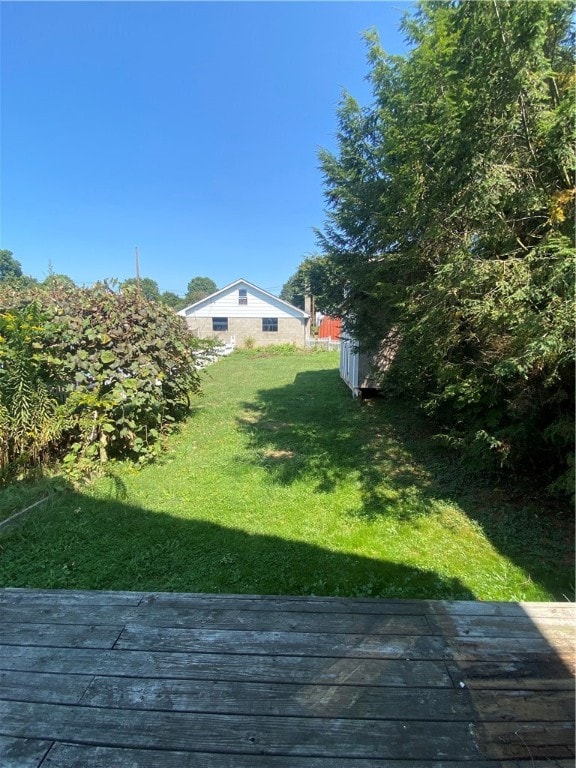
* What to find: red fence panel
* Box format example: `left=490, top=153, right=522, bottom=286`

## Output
left=318, top=317, right=342, bottom=339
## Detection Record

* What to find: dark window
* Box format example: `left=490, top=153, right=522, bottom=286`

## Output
left=262, top=317, right=278, bottom=332
left=238, top=288, right=248, bottom=305
left=212, top=317, right=228, bottom=331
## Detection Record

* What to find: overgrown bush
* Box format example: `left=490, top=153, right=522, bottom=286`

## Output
left=0, top=302, right=66, bottom=479
left=0, top=281, right=206, bottom=480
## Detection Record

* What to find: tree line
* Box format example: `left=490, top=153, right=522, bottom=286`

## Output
left=0, top=250, right=217, bottom=310
left=286, top=1, right=574, bottom=498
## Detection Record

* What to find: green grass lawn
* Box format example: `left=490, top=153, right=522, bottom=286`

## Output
left=0, top=348, right=573, bottom=600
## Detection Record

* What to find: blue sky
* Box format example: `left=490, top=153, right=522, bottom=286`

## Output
left=1, top=1, right=411, bottom=297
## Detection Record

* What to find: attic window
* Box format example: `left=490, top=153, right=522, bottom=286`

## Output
left=238, top=288, right=248, bottom=305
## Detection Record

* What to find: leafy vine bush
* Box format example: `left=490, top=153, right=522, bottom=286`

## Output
left=0, top=282, right=206, bottom=481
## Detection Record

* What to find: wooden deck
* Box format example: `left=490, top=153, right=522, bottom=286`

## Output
left=0, top=589, right=573, bottom=767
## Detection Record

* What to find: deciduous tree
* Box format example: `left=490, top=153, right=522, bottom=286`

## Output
left=160, top=291, right=182, bottom=309
left=0, top=250, right=23, bottom=282
left=184, top=277, right=217, bottom=306
left=280, top=255, right=342, bottom=315
left=121, top=277, right=161, bottom=302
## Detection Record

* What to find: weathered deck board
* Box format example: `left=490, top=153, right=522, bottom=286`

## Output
left=429, top=613, right=575, bottom=638
left=0, top=622, right=122, bottom=649
left=0, top=588, right=142, bottom=606
left=0, top=700, right=485, bottom=759
left=81, top=677, right=475, bottom=719
left=38, top=743, right=546, bottom=768
left=474, top=720, right=575, bottom=760
left=0, top=736, right=52, bottom=768
left=0, top=602, right=434, bottom=634
left=114, top=626, right=448, bottom=657
left=467, top=689, right=574, bottom=721
left=0, top=588, right=573, bottom=768
left=0, top=671, right=92, bottom=704
left=0, top=644, right=452, bottom=686
left=448, top=659, right=576, bottom=689
left=448, top=634, right=574, bottom=663
left=0, top=586, right=567, bottom=616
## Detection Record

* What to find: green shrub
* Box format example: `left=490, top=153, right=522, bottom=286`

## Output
left=235, top=343, right=300, bottom=357
left=0, top=282, right=205, bottom=480
left=0, top=303, right=66, bottom=478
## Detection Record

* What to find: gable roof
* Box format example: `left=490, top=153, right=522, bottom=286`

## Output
left=177, top=278, right=309, bottom=318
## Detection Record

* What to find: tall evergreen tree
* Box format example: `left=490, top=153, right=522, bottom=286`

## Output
left=318, top=0, right=575, bottom=493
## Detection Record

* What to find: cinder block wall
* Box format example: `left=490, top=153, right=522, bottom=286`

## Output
left=186, top=316, right=308, bottom=347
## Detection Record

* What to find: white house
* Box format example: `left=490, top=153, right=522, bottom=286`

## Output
left=178, top=278, right=310, bottom=348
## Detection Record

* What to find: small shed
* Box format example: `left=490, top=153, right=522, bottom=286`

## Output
left=339, top=333, right=379, bottom=398
left=340, top=330, right=401, bottom=397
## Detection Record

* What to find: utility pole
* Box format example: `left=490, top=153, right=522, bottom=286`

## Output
left=135, top=246, right=141, bottom=295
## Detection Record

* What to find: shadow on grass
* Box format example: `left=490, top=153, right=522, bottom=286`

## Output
left=238, top=370, right=416, bottom=506
left=0, top=475, right=473, bottom=600
left=238, top=369, right=574, bottom=601
left=0, top=492, right=573, bottom=764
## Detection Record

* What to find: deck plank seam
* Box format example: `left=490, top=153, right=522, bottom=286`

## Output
left=423, top=613, right=441, bottom=638
left=110, top=626, right=128, bottom=650
left=442, top=660, right=460, bottom=689
left=34, top=738, right=55, bottom=768
left=75, top=674, right=99, bottom=706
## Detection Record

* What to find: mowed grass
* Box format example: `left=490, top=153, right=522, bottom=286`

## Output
left=0, top=348, right=572, bottom=600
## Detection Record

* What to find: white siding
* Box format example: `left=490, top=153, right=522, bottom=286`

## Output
left=184, top=284, right=302, bottom=319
